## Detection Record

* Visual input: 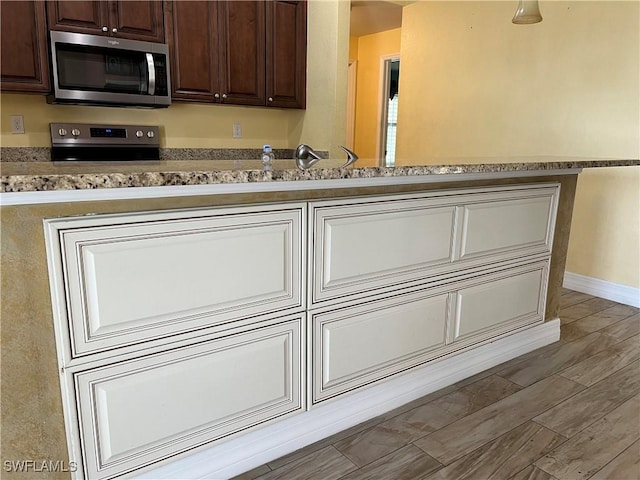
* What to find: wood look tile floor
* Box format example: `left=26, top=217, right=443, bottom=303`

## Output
left=232, top=290, right=640, bottom=480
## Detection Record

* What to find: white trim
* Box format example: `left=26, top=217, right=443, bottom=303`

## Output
left=564, top=271, right=640, bottom=308
left=0, top=168, right=582, bottom=206
left=345, top=60, right=357, bottom=151
left=137, top=319, right=560, bottom=480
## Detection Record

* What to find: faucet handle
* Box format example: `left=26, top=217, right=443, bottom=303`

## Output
left=339, top=145, right=359, bottom=168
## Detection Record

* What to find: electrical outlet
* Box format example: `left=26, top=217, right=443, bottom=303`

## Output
left=232, top=123, right=242, bottom=138
left=10, top=115, right=25, bottom=134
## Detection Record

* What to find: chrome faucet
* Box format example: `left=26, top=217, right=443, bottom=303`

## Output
left=295, top=144, right=323, bottom=169
left=295, top=144, right=359, bottom=170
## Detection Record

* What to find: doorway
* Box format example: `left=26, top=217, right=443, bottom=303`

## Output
left=378, top=57, right=400, bottom=167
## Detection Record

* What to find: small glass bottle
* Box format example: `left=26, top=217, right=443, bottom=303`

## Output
left=262, top=144, right=275, bottom=171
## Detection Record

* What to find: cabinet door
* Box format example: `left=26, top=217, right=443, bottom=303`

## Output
left=46, top=204, right=305, bottom=359
left=218, top=1, right=266, bottom=106
left=311, top=197, right=456, bottom=305
left=455, top=192, right=557, bottom=261
left=0, top=0, right=50, bottom=92
left=110, top=0, right=164, bottom=42
left=266, top=0, right=307, bottom=108
left=73, top=316, right=304, bottom=480
left=312, top=290, right=449, bottom=403
left=47, top=0, right=108, bottom=35
left=164, top=0, right=220, bottom=102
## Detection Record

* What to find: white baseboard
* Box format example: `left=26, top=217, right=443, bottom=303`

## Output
left=563, top=271, right=640, bottom=308
left=138, top=319, right=560, bottom=480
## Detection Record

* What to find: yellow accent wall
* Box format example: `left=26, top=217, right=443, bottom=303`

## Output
left=351, top=28, right=402, bottom=166
left=568, top=167, right=640, bottom=288
left=0, top=0, right=348, bottom=158
left=396, top=1, right=639, bottom=289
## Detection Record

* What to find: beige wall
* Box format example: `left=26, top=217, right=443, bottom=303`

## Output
left=568, top=167, right=640, bottom=288
left=396, top=1, right=639, bottom=289
left=0, top=1, right=348, bottom=158
left=350, top=28, right=402, bottom=166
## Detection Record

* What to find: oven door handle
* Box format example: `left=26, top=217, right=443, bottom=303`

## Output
left=146, top=53, right=156, bottom=96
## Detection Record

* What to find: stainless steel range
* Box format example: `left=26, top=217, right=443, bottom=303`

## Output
left=50, top=123, right=160, bottom=161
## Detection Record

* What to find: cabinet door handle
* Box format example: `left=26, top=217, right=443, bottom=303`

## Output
left=214, top=93, right=220, bottom=99
left=222, top=93, right=228, bottom=99
left=102, top=26, right=108, bottom=32
left=112, top=28, right=118, bottom=33
left=268, top=97, right=273, bottom=102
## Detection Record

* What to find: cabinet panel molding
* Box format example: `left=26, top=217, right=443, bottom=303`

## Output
left=312, top=290, right=450, bottom=402
left=452, top=263, right=548, bottom=343
left=312, top=199, right=456, bottom=304
left=73, top=316, right=304, bottom=479
left=45, top=204, right=305, bottom=359
left=47, top=0, right=106, bottom=33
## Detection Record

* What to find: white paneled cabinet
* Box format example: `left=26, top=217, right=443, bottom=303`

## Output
left=75, top=316, right=303, bottom=480
left=310, top=259, right=548, bottom=404
left=44, top=183, right=559, bottom=478
left=312, top=290, right=450, bottom=402
left=45, top=203, right=306, bottom=480
left=310, top=184, right=558, bottom=306
left=452, top=263, right=547, bottom=342
left=48, top=204, right=305, bottom=360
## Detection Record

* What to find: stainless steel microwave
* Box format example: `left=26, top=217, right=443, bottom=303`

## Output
left=48, top=31, right=171, bottom=108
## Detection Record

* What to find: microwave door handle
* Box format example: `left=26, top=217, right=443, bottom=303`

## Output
left=146, top=53, right=156, bottom=95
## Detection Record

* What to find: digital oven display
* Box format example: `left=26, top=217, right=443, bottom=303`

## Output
left=90, top=128, right=127, bottom=138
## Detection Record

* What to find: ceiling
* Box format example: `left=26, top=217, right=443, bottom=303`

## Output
left=349, top=1, right=406, bottom=37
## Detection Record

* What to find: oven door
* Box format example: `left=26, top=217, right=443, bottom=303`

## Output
left=49, top=31, right=170, bottom=107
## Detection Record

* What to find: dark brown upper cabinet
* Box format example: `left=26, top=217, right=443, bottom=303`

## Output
left=1, top=0, right=50, bottom=93
left=266, top=1, right=306, bottom=109
left=165, top=0, right=306, bottom=109
left=47, top=1, right=164, bottom=43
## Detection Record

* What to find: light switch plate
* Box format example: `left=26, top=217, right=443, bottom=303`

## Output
left=232, top=123, right=242, bottom=138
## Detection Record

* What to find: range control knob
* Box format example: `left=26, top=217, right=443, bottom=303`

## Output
left=136, top=130, right=144, bottom=138
left=71, top=128, right=80, bottom=137
left=147, top=130, right=155, bottom=138
left=58, top=128, right=67, bottom=136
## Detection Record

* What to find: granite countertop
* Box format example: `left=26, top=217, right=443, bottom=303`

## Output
left=1, top=157, right=639, bottom=193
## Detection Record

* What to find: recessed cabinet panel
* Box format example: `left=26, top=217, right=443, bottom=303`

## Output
left=49, top=205, right=304, bottom=357
left=457, top=194, right=555, bottom=260
left=75, top=316, right=303, bottom=479
left=453, top=263, right=547, bottom=342
left=266, top=0, right=307, bottom=108
left=312, top=291, right=449, bottom=402
left=164, top=0, right=219, bottom=101
left=312, top=200, right=456, bottom=303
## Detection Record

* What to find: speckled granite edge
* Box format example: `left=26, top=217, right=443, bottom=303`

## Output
left=0, top=147, right=328, bottom=162
left=2, top=160, right=638, bottom=193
